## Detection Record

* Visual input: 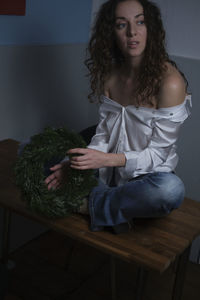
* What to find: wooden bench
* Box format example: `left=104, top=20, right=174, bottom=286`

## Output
left=0, top=139, right=200, bottom=300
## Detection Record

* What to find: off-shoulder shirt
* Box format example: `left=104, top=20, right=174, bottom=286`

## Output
left=87, top=94, right=192, bottom=186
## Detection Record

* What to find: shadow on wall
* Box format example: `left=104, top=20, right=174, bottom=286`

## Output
left=172, top=55, right=200, bottom=202
left=0, top=43, right=97, bottom=142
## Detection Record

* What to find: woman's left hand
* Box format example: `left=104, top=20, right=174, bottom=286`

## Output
left=68, top=148, right=126, bottom=170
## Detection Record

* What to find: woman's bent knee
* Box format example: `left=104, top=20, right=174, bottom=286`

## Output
left=154, top=173, right=185, bottom=214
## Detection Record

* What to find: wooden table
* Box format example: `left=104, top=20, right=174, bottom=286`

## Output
left=0, top=139, right=200, bottom=300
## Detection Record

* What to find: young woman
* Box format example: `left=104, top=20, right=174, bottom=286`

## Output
left=45, top=0, right=191, bottom=232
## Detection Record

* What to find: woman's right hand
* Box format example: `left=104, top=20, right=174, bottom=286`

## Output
left=44, top=161, right=70, bottom=190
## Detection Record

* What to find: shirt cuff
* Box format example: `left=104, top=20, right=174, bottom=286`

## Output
left=118, top=151, right=140, bottom=179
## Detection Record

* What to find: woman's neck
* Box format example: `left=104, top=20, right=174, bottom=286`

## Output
left=121, top=56, right=142, bottom=80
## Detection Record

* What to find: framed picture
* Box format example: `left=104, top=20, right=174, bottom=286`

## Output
left=0, top=0, right=26, bottom=15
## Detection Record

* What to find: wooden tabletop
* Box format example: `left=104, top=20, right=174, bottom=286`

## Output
left=0, top=139, right=200, bottom=274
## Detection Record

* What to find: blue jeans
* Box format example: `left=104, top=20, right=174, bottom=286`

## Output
left=88, top=172, right=185, bottom=232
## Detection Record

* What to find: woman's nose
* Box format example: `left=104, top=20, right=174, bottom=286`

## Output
left=127, top=23, right=137, bottom=37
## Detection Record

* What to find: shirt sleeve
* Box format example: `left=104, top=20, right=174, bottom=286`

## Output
left=87, top=104, right=110, bottom=153
left=120, top=98, right=191, bottom=179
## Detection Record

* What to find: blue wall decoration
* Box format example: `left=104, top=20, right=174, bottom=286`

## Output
left=0, top=0, right=92, bottom=45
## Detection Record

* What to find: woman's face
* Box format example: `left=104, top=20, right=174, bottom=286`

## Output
left=114, top=0, right=147, bottom=61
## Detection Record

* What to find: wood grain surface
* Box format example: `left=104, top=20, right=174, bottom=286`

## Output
left=0, top=139, right=200, bottom=274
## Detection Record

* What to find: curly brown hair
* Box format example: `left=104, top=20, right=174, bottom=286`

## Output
left=85, top=0, right=188, bottom=105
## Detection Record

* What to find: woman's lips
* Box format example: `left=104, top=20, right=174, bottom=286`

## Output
left=127, top=41, right=139, bottom=48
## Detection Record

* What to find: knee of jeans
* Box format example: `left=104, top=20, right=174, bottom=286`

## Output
left=155, top=173, right=185, bottom=213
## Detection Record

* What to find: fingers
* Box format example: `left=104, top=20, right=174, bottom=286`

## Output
left=45, top=163, right=63, bottom=184
left=45, top=165, right=63, bottom=190
left=70, top=157, right=94, bottom=169
left=45, top=173, right=56, bottom=184
left=44, top=149, right=93, bottom=188
left=69, top=161, right=88, bottom=170
left=49, top=163, right=63, bottom=171
left=67, top=148, right=104, bottom=170
left=68, top=148, right=88, bottom=154
left=70, top=165, right=90, bottom=170
left=68, top=149, right=89, bottom=167
left=70, top=154, right=90, bottom=169
left=70, top=155, right=88, bottom=164
left=47, top=178, right=60, bottom=190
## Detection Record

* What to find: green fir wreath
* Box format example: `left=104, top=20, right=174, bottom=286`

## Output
left=14, top=127, right=97, bottom=218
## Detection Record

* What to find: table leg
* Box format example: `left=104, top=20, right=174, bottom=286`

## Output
left=172, top=246, right=191, bottom=300
left=135, top=267, right=148, bottom=300
left=1, top=209, right=11, bottom=264
left=110, top=256, right=117, bottom=300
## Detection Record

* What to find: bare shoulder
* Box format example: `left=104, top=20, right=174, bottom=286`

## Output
left=158, top=63, right=187, bottom=108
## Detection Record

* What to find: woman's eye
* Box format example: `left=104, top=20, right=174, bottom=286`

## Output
left=137, top=20, right=145, bottom=25
left=116, top=23, right=126, bottom=29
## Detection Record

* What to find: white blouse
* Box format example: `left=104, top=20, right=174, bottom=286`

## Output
left=88, top=94, right=192, bottom=186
